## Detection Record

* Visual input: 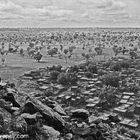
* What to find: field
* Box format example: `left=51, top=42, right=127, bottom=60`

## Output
left=0, top=44, right=116, bottom=82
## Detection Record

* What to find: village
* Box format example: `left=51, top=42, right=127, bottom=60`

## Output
left=0, top=29, right=140, bottom=140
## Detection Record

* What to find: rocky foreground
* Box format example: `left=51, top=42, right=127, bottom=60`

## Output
left=1, top=57, right=140, bottom=140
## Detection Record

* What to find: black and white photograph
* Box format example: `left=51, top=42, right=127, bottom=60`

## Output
left=0, top=0, right=140, bottom=140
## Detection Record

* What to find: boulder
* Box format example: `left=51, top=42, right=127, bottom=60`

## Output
left=21, top=112, right=43, bottom=125
left=0, top=99, right=14, bottom=114
left=11, top=115, right=28, bottom=134
left=71, top=109, right=89, bottom=120
left=53, top=103, right=66, bottom=116
left=39, top=125, right=60, bottom=139
left=3, top=93, right=20, bottom=108
left=72, top=123, right=91, bottom=136
left=0, top=113, right=4, bottom=134
left=65, top=133, right=73, bottom=140
left=21, top=96, right=65, bottom=131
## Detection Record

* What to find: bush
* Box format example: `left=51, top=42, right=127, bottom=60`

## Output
left=103, top=74, right=120, bottom=87
left=50, top=71, right=60, bottom=81
left=78, top=63, right=88, bottom=71
left=55, top=65, right=62, bottom=72
left=120, top=61, right=130, bottom=69
left=48, top=48, right=58, bottom=56
left=87, top=64, right=98, bottom=74
left=85, top=72, right=93, bottom=78
left=57, top=73, right=68, bottom=86
left=68, top=73, right=78, bottom=85
left=29, top=42, right=34, bottom=48
left=64, top=49, right=69, bottom=54
left=128, top=130, right=139, bottom=139
left=69, top=47, right=74, bottom=53
left=82, top=53, right=85, bottom=57
left=70, top=65, right=79, bottom=73
left=110, top=63, right=121, bottom=71
left=118, top=126, right=128, bottom=134
left=44, top=89, right=53, bottom=97
left=34, top=53, right=42, bottom=62
left=85, top=54, right=90, bottom=60
left=127, top=84, right=140, bottom=93
left=57, top=72, right=78, bottom=86
left=48, top=65, right=62, bottom=72
left=98, top=69, right=106, bottom=76
left=102, top=62, right=111, bottom=68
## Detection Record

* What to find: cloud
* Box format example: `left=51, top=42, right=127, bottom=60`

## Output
left=78, top=0, right=126, bottom=10
left=0, top=0, right=139, bottom=27
left=0, top=0, right=74, bottom=19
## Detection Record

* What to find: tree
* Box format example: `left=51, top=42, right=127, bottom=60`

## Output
left=82, top=53, right=85, bottom=58
left=29, top=42, right=34, bottom=48
left=95, top=47, right=103, bottom=55
left=20, top=49, right=24, bottom=57
left=102, top=74, right=120, bottom=87
left=48, top=48, right=58, bottom=57
left=85, top=54, right=90, bottom=62
left=57, top=72, right=78, bottom=86
left=60, top=45, right=63, bottom=52
left=87, top=64, right=98, bottom=73
left=64, top=49, right=68, bottom=55
left=129, top=51, right=137, bottom=59
left=110, top=63, right=121, bottom=71
left=50, top=71, right=60, bottom=81
left=34, top=53, right=42, bottom=62
left=112, top=46, right=119, bottom=56
left=57, top=73, right=69, bottom=86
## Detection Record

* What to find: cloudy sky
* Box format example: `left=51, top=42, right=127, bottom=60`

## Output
left=0, top=0, right=140, bottom=28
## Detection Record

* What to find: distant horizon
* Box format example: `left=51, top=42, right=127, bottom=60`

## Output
left=0, top=0, right=140, bottom=28
left=0, top=27, right=140, bottom=29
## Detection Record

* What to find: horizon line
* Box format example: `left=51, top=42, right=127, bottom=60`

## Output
left=0, top=27, right=140, bottom=29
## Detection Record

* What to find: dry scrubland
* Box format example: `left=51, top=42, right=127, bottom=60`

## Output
left=1, top=28, right=140, bottom=140
left=0, top=47, right=110, bottom=79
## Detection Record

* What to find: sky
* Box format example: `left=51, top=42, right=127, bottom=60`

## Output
left=0, top=0, right=140, bottom=28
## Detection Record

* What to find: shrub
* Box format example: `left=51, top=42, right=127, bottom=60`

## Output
left=85, top=72, right=93, bottom=78
left=128, top=130, right=139, bottom=139
left=55, top=65, right=62, bottom=72
left=87, top=64, right=98, bottom=74
left=85, top=54, right=90, bottom=60
left=57, top=73, right=68, bottom=86
left=118, top=126, right=128, bottom=134
left=57, top=72, right=78, bottom=86
left=98, top=69, right=106, bottom=76
left=78, top=63, right=88, bottom=71
left=29, top=42, right=34, bottom=48
left=102, top=61, right=111, bottom=68
left=82, top=53, right=85, bottom=57
left=34, top=53, right=42, bottom=62
left=102, top=74, right=120, bottom=87
left=64, top=49, right=69, bottom=54
left=110, top=63, right=121, bottom=71
left=48, top=65, right=62, bottom=72
left=68, top=73, right=78, bottom=86
left=50, top=71, right=60, bottom=81
left=69, top=47, right=74, bottom=53
left=129, top=51, right=137, bottom=59
left=48, top=48, right=58, bottom=56
left=70, top=65, right=79, bottom=73
left=127, top=84, right=140, bottom=93
left=120, top=61, right=130, bottom=69
left=44, top=89, right=53, bottom=97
